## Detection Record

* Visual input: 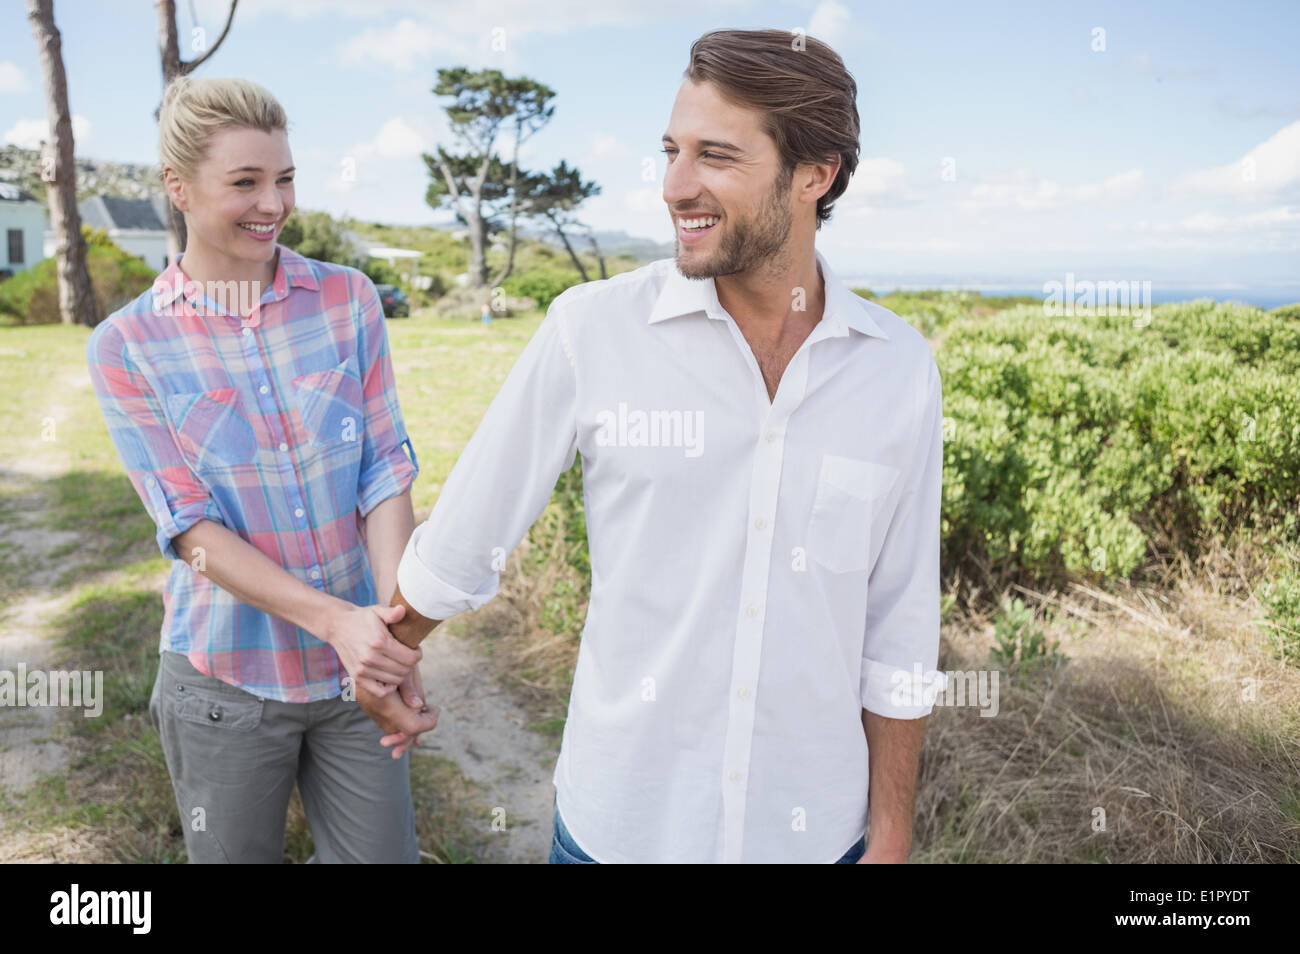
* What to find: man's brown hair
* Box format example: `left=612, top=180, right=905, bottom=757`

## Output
left=684, top=29, right=860, bottom=229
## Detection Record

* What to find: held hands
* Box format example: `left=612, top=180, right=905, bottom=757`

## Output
left=355, top=668, right=440, bottom=759
left=324, top=602, right=422, bottom=698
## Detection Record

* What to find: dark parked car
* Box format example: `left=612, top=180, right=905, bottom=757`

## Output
left=375, top=283, right=409, bottom=318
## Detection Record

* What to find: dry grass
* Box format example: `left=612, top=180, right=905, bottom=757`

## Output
left=477, top=519, right=1300, bottom=863
left=918, top=531, right=1300, bottom=863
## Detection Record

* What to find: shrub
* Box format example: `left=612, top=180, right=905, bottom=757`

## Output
left=940, top=301, right=1300, bottom=586
left=0, top=228, right=155, bottom=325
left=501, top=267, right=586, bottom=311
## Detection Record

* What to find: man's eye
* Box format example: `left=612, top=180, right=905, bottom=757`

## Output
left=279, top=177, right=294, bottom=184
left=660, top=148, right=725, bottom=160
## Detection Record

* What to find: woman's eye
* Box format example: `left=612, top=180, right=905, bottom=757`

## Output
left=234, top=179, right=252, bottom=186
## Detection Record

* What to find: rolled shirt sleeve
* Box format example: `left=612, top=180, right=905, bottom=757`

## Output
left=86, top=320, right=226, bottom=563
left=396, top=299, right=580, bottom=622
left=860, top=354, right=947, bottom=718
left=353, top=272, right=419, bottom=518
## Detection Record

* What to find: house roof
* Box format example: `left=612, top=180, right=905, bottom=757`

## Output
left=79, top=194, right=170, bottom=231
left=0, top=183, right=39, bottom=203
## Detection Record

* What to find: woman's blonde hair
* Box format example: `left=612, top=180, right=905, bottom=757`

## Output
left=158, top=76, right=288, bottom=183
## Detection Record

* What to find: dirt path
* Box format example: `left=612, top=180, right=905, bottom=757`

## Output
left=0, top=368, right=560, bottom=862
left=414, top=629, right=559, bottom=863
left=0, top=378, right=80, bottom=795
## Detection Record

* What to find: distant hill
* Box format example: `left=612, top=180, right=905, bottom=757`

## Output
left=509, top=222, right=674, bottom=262
left=0, top=145, right=161, bottom=205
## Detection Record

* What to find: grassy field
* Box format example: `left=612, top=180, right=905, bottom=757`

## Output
left=0, top=308, right=541, bottom=862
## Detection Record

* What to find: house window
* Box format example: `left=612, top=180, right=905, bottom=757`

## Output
left=7, top=229, right=22, bottom=265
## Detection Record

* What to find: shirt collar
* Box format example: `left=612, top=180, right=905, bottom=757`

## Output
left=151, top=243, right=320, bottom=310
left=647, top=247, right=890, bottom=341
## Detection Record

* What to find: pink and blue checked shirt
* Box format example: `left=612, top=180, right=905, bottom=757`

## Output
left=86, top=245, right=419, bottom=702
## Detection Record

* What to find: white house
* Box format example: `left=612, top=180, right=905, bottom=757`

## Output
left=0, top=183, right=49, bottom=276
left=52, top=194, right=171, bottom=271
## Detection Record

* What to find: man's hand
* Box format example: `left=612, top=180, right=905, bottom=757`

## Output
left=380, top=665, right=432, bottom=758
left=324, top=602, right=422, bottom=697
left=858, top=838, right=910, bottom=863
left=355, top=677, right=440, bottom=759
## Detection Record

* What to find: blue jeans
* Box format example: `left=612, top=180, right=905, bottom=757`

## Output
left=548, top=794, right=867, bottom=864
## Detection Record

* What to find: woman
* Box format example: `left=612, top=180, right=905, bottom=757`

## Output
left=86, top=76, right=437, bottom=863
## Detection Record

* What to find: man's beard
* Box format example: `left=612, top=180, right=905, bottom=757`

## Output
left=675, top=165, right=794, bottom=280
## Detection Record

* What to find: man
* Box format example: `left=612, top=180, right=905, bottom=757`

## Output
left=368, top=28, right=945, bottom=863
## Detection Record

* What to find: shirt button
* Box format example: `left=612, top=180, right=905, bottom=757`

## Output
left=279, top=442, right=289, bottom=452
left=294, top=507, right=305, bottom=518
left=729, top=771, right=740, bottom=782
left=765, top=430, right=777, bottom=442
left=745, top=604, right=757, bottom=618
left=310, top=568, right=321, bottom=580
left=737, top=687, right=750, bottom=698
left=146, top=476, right=157, bottom=487
left=242, top=327, right=252, bottom=337
left=259, top=384, right=269, bottom=395
left=754, top=517, right=766, bottom=530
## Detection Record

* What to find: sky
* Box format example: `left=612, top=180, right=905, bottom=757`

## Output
left=2, top=0, right=1298, bottom=291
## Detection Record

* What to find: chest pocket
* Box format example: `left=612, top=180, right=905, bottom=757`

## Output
left=806, top=454, right=901, bottom=573
left=292, top=356, right=364, bottom=453
left=166, top=388, right=258, bottom=472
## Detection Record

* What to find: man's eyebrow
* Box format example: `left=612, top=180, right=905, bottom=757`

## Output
left=661, top=134, right=743, bottom=153
left=226, top=165, right=296, bottom=174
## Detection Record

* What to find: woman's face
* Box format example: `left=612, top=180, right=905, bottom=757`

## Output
left=167, top=125, right=295, bottom=271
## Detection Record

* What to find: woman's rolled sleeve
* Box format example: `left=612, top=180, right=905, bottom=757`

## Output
left=87, top=320, right=225, bottom=562
left=352, top=272, right=419, bottom=517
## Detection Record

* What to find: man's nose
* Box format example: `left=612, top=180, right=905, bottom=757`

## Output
left=662, top=152, right=700, bottom=210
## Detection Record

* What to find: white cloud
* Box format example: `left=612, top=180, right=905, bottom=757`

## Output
left=337, top=18, right=455, bottom=71
left=323, top=116, right=433, bottom=195
left=591, top=133, right=632, bottom=160
left=959, top=166, right=1143, bottom=213
left=808, top=1, right=852, bottom=42
left=1132, top=205, right=1300, bottom=235
left=0, top=62, right=28, bottom=94
left=1173, top=120, right=1300, bottom=196
left=3, top=115, right=92, bottom=150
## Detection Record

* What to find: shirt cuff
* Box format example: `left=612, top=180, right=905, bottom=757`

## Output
left=860, top=658, right=948, bottom=718
left=142, top=474, right=224, bottom=562
left=395, top=520, right=498, bottom=621
left=358, top=437, right=419, bottom=517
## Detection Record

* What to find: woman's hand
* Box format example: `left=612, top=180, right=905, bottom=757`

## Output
left=379, top=665, right=432, bottom=758
left=356, top=676, right=440, bottom=758
left=324, top=602, right=422, bottom=697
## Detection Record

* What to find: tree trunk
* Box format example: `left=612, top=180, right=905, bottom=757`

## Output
left=156, top=0, right=186, bottom=260
left=27, top=0, right=96, bottom=327
left=488, top=119, right=523, bottom=289
left=547, top=210, right=588, bottom=283
left=154, top=0, right=239, bottom=263
left=583, top=223, right=607, bottom=280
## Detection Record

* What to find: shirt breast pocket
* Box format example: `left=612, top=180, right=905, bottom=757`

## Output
left=292, top=356, right=364, bottom=455
left=166, top=388, right=258, bottom=472
left=806, top=454, right=901, bottom=574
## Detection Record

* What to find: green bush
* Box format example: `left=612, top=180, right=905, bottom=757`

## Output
left=989, top=597, right=1066, bottom=686
left=501, top=266, right=586, bottom=311
left=940, top=301, right=1300, bottom=585
left=1255, top=550, right=1300, bottom=665
left=0, top=227, right=155, bottom=325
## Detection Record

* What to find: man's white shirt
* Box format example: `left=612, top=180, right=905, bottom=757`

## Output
left=397, top=249, right=944, bottom=863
